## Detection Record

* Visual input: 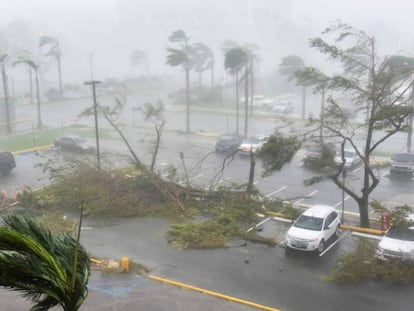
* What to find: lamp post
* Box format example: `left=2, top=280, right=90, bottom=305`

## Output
left=84, top=80, right=102, bottom=170
left=341, top=169, right=347, bottom=224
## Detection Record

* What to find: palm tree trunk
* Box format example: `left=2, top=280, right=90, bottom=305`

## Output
left=211, top=59, right=214, bottom=88
left=57, top=53, right=63, bottom=97
left=244, top=65, right=249, bottom=138
left=185, top=68, right=190, bottom=133
left=250, top=62, right=254, bottom=117
left=301, top=86, right=306, bottom=119
left=1, top=59, right=11, bottom=133
left=28, top=68, right=33, bottom=105
left=246, top=150, right=256, bottom=196
left=34, top=69, right=42, bottom=129
left=236, top=73, right=239, bottom=134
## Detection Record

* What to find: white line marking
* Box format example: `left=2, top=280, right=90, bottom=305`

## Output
left=188, top=173, right=204, bottom=181
left=319, top=231, right=350, bottom=257
left=247, top=217, right=271, bottom=233
left=266, top=186, right=287, bottom=198
left=352, top=166, right=363, bottom=173
left=293, top=190, right=318, bottom=205
left=334, top=195, right=350, bottom=207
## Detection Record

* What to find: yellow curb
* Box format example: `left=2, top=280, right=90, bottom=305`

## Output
left=341, top=224, right=384, bottom=235
left=12, top=144, right=53, bottom=155
left=266, top=211, right=291, bottom=219
left=195, top=131, right=219, bottom=137
left=148, top=274, right=281, bottom=311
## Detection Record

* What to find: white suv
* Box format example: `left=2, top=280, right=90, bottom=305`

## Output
left=375, top=226, right=414, bottom=262
left=285, top=205, right=341, bottom=253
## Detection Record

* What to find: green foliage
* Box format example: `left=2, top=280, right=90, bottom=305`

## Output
left=327, top=240, right=414, bottom=284
left=168, top=193, right=264, bottom=249
left=257, top=132, right=301, bottom=177
left=0, top=215, right=90, bottom=311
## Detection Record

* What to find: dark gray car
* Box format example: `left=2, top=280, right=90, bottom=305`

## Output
left=0, top=151, right=16, bottom=174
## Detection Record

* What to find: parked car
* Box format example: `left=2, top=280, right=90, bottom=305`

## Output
left=0, top=151, right=16, bottom=174
left=215, top=134, right=243, bottom=153
left=285, top=205, right=341, bottom=253
left=54, top=135, right=95, bottom=153
left=239, top=135, right=268, bottom=156
left=334, top=148, right=362, bottom=168
left=271, top=101, right=294, bottom=114
left=390, top=152, right=414, bottom=176
left=303, top=142, right=336, bottom=167
left=375, top=223, right=414, bottom=262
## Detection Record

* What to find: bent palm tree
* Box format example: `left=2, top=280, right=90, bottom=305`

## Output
left=0, top=215, right=90, bottom=311
left=39, top=36, right=63, bottom=96
left=224, top=46, right=252, bottom=138
left=13, top=59, right=42, bottom=129
left=130, top=50, right=149, bottom=75
left=166, top=29, right=196, bottom=133
left=193, top=43, right=214, bottom=87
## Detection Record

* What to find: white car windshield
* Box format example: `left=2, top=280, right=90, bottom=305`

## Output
left=386, top=227, right=414, bottom=241
left=294, top=215, right=323, bottom=231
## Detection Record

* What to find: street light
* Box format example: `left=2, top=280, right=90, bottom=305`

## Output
left=341, top=169, right=347, bottom=224
left=84, top=80, right=102, bottom=170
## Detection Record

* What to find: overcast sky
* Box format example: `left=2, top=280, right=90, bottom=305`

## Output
left=1, top=0, right=414, bottom=85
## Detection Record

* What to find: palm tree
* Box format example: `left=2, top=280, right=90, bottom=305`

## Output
left=279, top=55, right=307, bottom=119
left=244, top=43, right=259, bottom=117
left=130, top=50, right=149, bottom=76
left=166, top=29, right=195, bottom=133
left=14, top=58, right=42, bottom=129
left=17, top=50, right=34, bottom=105
left=0, top=215, right=90, bottom=311
left=193, top=43, right=214, bottom=87
left=386, top=54, right=414, bottom=152
left=0, top=53, right=11, bottom=133
left=39, top=36, right=63, bottom=96
left=222, top=40, right=241, bottom=134
left=224, top=46, right=253, bottom=138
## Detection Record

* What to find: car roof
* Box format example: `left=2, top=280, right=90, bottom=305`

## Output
left=302, top=205, right=335, bottom=217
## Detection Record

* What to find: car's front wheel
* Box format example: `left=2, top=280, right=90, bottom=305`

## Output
left=318, top=240, right=325, bottom=253
left=335, top=225, right=341, bottom=238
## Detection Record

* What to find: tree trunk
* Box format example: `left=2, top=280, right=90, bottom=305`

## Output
left=185, top=68, right=190, bottom=133
left=358, top=195, right=370, bottom=228
left=34, top=70, right=42, bottom=129
left=1, top=59, right=11, bottom=133
left=301, top=86, right=306, bottom=119
left=28, top=67, right=33, bottom=105
left=408, top=82, right=414, bottom=153
left=246, top=150, right=256, bottom=196
left=57, top=52, right=63, bottom=97
left=244, top=65, right=249, bottom=138
left=250, top=62, right=254, bottom=117
left=236, top=73, right=239, bottom=135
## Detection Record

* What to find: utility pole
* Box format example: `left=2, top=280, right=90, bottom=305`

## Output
left=84, top=80, right=102, bottom=170
left=408, top=83, right=414, bottom=153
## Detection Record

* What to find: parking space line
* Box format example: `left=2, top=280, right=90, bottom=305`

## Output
left=266, top=186, right=287, bottom=198
left=294, top=190, right=317, bottom=205
left=319, top=231, right=350, bottom=257
left=334, top=195, right=350, bottom=207
left=148, top=274, right=281, bottom=311
left=188, top=173, right=204, bottom=181
left=247, top=217, right=271, bottom=232
left=352, top=166, right=363, bottom=173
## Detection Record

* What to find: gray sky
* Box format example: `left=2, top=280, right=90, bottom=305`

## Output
left=1, top=0, right=414, bottom=86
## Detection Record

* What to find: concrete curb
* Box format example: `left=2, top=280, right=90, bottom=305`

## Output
left=148, top=274, right=281, bottom=311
